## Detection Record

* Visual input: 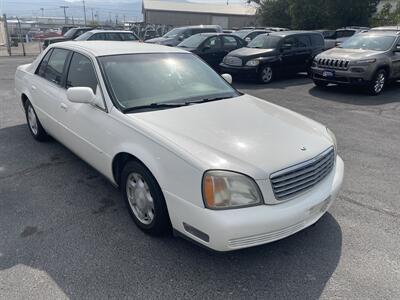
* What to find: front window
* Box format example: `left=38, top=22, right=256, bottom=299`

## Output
left=163, top=28, right=183, bottom=38
left=178, top=34, right=208, bottom=48
left=247, top=35, right=280, bottom=49
left=340, top=35, right=396, bottom=51
left=99, top=53, right=239, bottom=112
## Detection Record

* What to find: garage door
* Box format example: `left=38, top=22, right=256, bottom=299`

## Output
left=211, top=16, right=229, bottom=29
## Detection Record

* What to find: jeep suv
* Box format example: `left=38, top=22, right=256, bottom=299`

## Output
left=311, top=31, right=400, bottom=95
left=220, top=31, right=324, bottom=83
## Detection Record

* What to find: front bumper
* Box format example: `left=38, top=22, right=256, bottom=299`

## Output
left=311, top=65, right=375, bottom=85
left=220, top=63, right=259, bottom=79
left=165, top=156, right=344, bottom=252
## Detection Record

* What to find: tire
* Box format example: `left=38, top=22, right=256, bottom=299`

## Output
left=313, top=79, right=328, bottom=87
left=25, top=100, right=48, bottom=142
left=368, top=69, right=387, bottom=95
left=121, top=160, right=171, bottom=236
left=258, top=65, right=274, bottom=84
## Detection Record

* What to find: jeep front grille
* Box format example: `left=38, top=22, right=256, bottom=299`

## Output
left=270, top=147, right=335, bottom=201
left=318, top=58, right=350, bottom=70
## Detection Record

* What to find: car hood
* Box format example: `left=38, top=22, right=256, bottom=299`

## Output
left=128, top=95, right=332, bottom=179
left=318, top=48, right=382, bottom=60
left=227, top=47, right=276, bottom=59
left=146, top=37, right=175, bottom=44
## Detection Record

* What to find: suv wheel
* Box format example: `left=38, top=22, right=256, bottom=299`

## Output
left=313, top=79, right=328, bottom=87
left=259, top=65, right=274, bottom=84
left=121, top=160, right=171, bottom=236
left=368, top=69, right=387, bottom=95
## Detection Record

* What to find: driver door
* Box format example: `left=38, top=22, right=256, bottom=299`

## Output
left=280, top=36, right=298, bottom=73
left=392, top=39, right=400, bottom=78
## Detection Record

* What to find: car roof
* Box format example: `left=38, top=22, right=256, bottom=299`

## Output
left=50, top=41, right=188, bottom=57
left=196, top=32, right=238, bottom=37
left=87, top=30, right=134, bottom=34
left=269, top=30, right=319, bottom=37
left=175, top=25, right=221, bottom=30
left=370, top=26, right=400, bottom=32
left=359, top=31, right=399, bottom=37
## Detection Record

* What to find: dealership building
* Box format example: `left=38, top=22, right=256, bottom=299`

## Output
left=142, top=0, right=259, bottom=29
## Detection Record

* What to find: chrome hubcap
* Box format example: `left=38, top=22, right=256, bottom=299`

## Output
left=126, top=173, right=155, bottom=225
left=261, top=67, right=273, bottom=82
left=374, top=73, right=385, bottom=93
left=27, top=105, right=38, bottom=135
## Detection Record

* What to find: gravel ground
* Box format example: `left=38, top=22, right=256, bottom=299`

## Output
left=1, top=56, right=399, bottom=299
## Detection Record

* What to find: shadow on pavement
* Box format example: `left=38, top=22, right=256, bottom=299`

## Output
left=0, top=125, right=342, bottom=298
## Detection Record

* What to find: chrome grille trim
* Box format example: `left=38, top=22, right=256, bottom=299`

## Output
left=317, top=57, right=350, bottom=70
left=223, top=56, right=242, bottom=67
left=270, top=147, right=335, bottom=201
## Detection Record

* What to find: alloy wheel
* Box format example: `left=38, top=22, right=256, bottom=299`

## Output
left=126, top=173, right=155, bottom=225
left=261, top=66, right=273, bottom=83
left=374, top=72, right=385, bottom=94
left=27, top=105, right=38, bottom=135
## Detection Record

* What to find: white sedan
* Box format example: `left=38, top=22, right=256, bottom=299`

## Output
left=15, top=41, right=344, bottom=251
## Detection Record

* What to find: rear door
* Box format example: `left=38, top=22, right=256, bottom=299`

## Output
left=30, top=48, right=71, bottom=140
left=392, top=38, right=400, bottom=78
left=293, top=35, right=312, bottom=71
left=279, top=36, right=298, bottom=73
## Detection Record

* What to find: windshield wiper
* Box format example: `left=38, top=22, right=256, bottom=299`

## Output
left=186, top=96, right=234, bottom=105
left=123, top=102, right=188, bottom=113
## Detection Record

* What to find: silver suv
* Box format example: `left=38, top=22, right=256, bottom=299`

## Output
left=311, top=31, right=400, bottom=95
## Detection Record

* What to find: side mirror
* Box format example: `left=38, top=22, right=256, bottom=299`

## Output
left=178, top=35, right=185, bottom=41
left=245, top=37, right=251, bottom=43
left=394, top=44, right=400, bottom=52
left=221, top=73, right=232, bottom=84
left=67, top=87, right=95, bottom=104
left=202, top=46, right=211, bottom=52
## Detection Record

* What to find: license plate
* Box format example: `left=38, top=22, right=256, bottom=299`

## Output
left=322, top=70, right=335, bottom=78
left=309, top=197, right=331, bottom=216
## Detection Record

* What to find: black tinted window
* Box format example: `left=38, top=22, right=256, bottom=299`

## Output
left=204, top=36, right=222, bottom=49
left=222, top=36, right=238, bottom=49
left=297, top=35, right=310, bottom=47
left=66, top=52, right=98, bottom=93
left=120, top=33, right=138, bottom=41
left=106, top=33, right=121, bottom=41
left=310, top=34, right=324, bottom=47
left=43, top=48, right=70, bottom=85
left=36, top=49, right=53, bottom=77
left=88, top=33, right=106, bottom=40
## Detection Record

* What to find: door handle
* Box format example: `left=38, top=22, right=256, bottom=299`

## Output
left=31, top=85, right=37, bottom=90
left=60, top=103, right=68, bottom=111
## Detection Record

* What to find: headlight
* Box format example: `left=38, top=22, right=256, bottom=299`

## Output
left=246, top=59, right=260, bottom=67
left=326, top=127, right=337, bottom=155
left=352, top=58, right=376, bottom=65
left=202, top=170, right=263, bottom=209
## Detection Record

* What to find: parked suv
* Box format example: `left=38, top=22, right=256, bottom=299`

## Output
left=220, top=31, right=324, bottom=83
left=43, top=27, right=93, bottom=49
left=311, top=31, right=400, bottom=95
left=145, top=25, right=222, bottom=46
left=324, top=27, right=369, bottom=49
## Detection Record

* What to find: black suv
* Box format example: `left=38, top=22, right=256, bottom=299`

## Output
left=220, top=31, right=324, bottom=83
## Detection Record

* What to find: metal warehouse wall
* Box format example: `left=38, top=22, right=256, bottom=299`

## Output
left=144, top=10, right=257, bottom=28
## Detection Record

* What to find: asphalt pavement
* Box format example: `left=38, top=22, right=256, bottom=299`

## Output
left=1, top=56, right=399, bottom=299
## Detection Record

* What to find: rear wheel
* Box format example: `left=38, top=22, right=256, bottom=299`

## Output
left=25, top=100, right=48, bottom=141
left=368, top=69, right=387, bottom=95
left=121, top=160, right=171, bottom=236
left=258, top=65, right=274, bottom=84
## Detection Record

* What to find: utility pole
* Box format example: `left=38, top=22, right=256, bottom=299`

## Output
left=3, top=14, right=11, bottom=56
left=115, top=14, right=118, bottom=26
left=16, top=17, right=26, bottom=56
left=60, top=6, right=68, bottom=24
left=91, top=8, right=94, bottom=24
left=108, top=12, right=111, bottom=25
left=82, top=0, right=87, bottom=26
left=40, top=8, right=44, bottom=17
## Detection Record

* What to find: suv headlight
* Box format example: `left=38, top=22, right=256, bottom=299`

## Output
left=202, top=170, right=263, bottom=209
left=246, top=59, right=260, bottom=67
left=326, top=127, right=337, bottom=155
left=352, top=58, right=376, bottom=65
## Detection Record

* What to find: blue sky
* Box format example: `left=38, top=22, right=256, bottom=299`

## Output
left=1, top=0, right=245, bottom=20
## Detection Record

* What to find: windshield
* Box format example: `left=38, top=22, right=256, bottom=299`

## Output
left=63, top=28, right=77, bottom=39
left=247, top=35, right=280, bottom=49
left=232, top=30, right=251, bottom=39
left=340, top=35, right=396, bottom=51
left=178, top=34, right=208, bottom=48
left=163, top=28, right=183, bottom=38
left=99, top=53, right=239, bottom=112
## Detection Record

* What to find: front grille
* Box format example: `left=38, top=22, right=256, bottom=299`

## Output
left=224, top=56, right=242, bottom=66
left=317, top=57, right=350, bottom=70
left=270, top=147, right=335, bottom=201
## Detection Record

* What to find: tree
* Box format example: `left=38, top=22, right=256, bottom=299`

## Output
left=250, top=0, right=380, bottom=29
left=372, top=1, right=400, bottom=26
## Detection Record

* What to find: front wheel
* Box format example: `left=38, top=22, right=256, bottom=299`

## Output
left=258, top=65, right=274, bottom=84
left=368, top=69, right=387, bottom=95
left=121, top=161, right=171, bottom=236
left=25, top=100, right=48, bottom=141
